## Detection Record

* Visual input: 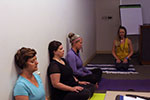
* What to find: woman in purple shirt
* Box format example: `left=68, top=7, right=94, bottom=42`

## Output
left=66, top=33, right=102, bottom=87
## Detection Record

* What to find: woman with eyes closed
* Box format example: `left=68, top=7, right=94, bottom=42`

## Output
left=66, top=32, right=102, bottom=88
left=47, top=40, right=95, bottom=100
left=13, top=47, right=47, bottom=100
left=112, top=26, right=133, bottom=71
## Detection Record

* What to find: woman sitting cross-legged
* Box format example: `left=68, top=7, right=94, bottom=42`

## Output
left=112, top=26, right=133, bottom=71
left=47, top=40, right=95, bottom=100
left=66, top=32, right=102, bottom=87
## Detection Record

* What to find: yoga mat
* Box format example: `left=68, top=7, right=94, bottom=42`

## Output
left=98, top=78, right=150, bottom=92
left=90, top=93, right=105, bottom=100
left=86, top=64, right=138, bottom=74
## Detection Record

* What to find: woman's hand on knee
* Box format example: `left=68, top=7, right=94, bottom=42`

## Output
left=72, top=86, right=83, bottom=92
left=123, top=58, right=128, bottom=63
left=78, top=81, right=90, bottom=85
left=116, top=59, right=121, bottom=63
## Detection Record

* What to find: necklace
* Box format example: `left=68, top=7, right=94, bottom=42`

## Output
left=120, top=38, right=126, bottom=51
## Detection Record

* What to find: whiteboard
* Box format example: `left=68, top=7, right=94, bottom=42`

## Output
left=120, top=5, right=143, bottom=35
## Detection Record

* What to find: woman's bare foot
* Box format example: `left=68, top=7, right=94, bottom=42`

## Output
left=95, top=83, right=99, bottom=88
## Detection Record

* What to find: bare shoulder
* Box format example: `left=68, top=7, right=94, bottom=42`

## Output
left=113, top=39, right=117, bottom=43
left=127, top=38, right=132, bottom=45
left=112, top=40, right=116, bottom=46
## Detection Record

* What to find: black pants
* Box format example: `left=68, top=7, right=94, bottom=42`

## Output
left=115, top=59, right=130, bottom=71
left=63, top=84, right=95, bottom=100
left=76, top=68, right=102, bottom=84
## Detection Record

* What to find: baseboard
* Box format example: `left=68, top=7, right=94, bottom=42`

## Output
left=96, top=51, right=112, bottom=54
left=83, top=53, right=96, bottom=66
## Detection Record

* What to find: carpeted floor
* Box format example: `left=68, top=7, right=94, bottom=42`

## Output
left=89, top=54, right=150, bottom=80
left=86, top=64, right=138, bottom=74
left=88, top=54, right=150, bottom=93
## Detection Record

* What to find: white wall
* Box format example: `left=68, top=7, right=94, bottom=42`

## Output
left=96, top=0, right=120, bottom=53
left=0, top=0, right=96, bottom=99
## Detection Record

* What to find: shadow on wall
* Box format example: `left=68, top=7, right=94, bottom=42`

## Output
left=10, top=59, right=21, bottom=100
left=45, top=71, right=51, bottom=100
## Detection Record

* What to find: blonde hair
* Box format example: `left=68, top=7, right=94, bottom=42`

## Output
left=68, top=32, right=80, bottom=45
